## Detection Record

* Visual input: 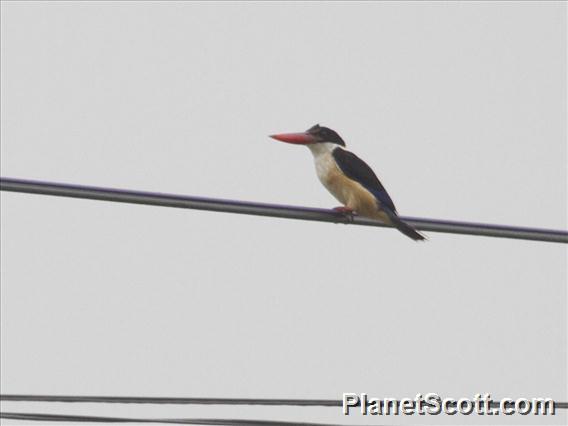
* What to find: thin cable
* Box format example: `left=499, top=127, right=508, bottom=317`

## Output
left=1, top=395, right=566, bottom=409
left=0, top=412, right=359, bottom=426
left=1, top=178, right=566, bottom=243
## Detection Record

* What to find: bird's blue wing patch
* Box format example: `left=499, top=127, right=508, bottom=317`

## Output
left=367, top=188, right=396, bottom=213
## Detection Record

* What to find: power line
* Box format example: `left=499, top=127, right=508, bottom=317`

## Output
left=1, top=395, right=566, bottom=409
left=0, top=412, right=359, bottom=426
left=1, top=177, right=566, bottom=243
left=1, top=397, right=564, bottom=426
left=0, top=395, right=339, bottom=407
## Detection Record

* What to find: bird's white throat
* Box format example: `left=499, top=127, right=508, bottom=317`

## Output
left=306, top=142, right=338, bottom=158
left=306, top=143, right=340, bottom=190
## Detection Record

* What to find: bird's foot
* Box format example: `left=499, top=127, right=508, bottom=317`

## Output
left=333, top=206, right=354, bottom=214
left=333, top=206, right=356, bottom=223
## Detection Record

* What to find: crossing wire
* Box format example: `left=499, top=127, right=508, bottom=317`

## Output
left=0, top=412, right=361, bottom=426
left=1, top=177, right=567, bottom=243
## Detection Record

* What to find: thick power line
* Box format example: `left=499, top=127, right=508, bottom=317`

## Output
left=0, top=395, right=339, bottom=407
left=1, top=177, right=566, bottom=243
left=1, top=395, right=566, bottom=410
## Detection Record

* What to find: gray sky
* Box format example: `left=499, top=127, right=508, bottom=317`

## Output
left=1, top=1, right=566, bottom=425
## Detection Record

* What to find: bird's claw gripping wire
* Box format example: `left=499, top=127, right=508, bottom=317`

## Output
left=333, top=206, right=356, bottom=224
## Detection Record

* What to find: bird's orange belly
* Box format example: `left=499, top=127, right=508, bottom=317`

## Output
left=321, top=168, right=381, bottom=219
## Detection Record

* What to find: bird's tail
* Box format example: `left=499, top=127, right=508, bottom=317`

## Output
left=383, top=208, right=426, bottom=241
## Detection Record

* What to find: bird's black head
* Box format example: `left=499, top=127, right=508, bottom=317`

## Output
left=269, top=124, right=346, bottom=147
left=305, top=124, right=346, bottom=146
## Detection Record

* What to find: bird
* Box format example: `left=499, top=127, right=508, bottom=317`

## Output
left=269, top=124, right=425, bottom=241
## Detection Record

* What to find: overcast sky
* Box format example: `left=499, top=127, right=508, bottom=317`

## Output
left=1, top=2, right=566, bottom=425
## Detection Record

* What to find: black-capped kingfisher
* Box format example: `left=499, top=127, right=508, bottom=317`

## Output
left=270, top=124, right=425, bottom=241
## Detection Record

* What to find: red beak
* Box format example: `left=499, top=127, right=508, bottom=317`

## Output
left=269, top=132, right=318, bottom=145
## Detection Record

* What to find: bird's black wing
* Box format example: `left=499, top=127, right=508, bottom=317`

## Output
left=332, top=147, right=397, bottom=212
